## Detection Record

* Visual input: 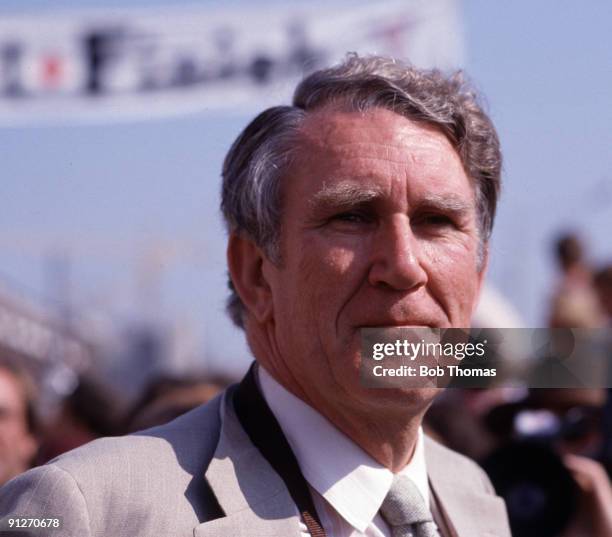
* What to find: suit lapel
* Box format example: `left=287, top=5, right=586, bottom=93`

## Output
left=195, top=386, right=301, bottom=537
left=425, top=437, right=511, bottom=537
left=195, top=384, right=511, bottom=537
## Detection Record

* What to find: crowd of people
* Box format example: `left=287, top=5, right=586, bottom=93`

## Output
left=0, top=358, right=230, bottom=488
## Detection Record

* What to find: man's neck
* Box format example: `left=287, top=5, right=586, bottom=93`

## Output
left=248, top=323, right=430, bottom=472
left=256, top=367, right=426, bottom=472
left=300, top=392, right=425, bottom=472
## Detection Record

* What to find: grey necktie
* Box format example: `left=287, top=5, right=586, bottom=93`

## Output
left=380, top=475, right=442, bottom=537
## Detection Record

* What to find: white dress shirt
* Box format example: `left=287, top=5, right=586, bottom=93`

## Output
left=258, top=366, right=432, bottom=537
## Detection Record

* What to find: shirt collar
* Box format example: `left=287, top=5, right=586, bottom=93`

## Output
left=257, top=365, right=429, bottom=533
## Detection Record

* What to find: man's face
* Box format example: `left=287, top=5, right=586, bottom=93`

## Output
left=262, top=107, right=486, bottom=416
left=0, top=368, right=36, bottom=485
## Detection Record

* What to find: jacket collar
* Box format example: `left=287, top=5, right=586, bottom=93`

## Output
left=425, top=436, right=511, bottom=537
left=195, top=385, right=301, bottom=537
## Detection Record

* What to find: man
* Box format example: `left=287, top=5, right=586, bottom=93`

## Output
left=0, top=359, right=38, bottom=487
left=0, top=55, right=511, bottom=536
left=548, top=233, right=604, bottom=328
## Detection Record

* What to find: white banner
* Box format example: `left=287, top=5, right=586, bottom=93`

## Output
left=0, top=1, right=463, bottom=126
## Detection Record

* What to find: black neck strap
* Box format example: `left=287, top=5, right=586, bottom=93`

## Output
left=232, top=364, right=327, bottom=537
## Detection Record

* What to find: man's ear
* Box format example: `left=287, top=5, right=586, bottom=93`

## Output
left=227, top=233, right=274, bottom=324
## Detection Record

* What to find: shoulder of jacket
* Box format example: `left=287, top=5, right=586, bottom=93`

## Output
left=424, top=434, right=495, bottom=493
left=44, top=392, right=224, bottom=495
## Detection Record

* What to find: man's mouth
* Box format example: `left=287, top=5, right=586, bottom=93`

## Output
left=357, top=322, right=441, bottom=329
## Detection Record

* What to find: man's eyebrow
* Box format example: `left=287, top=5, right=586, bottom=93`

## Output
left=310, top=182, right=385, bottom=209
left=414, top=193, right=474, bottom=215
left=310, top=183, right=474, bottom=214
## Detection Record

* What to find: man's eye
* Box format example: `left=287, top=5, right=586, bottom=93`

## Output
left=415, top=214, right=455, bottom=227
left=331, top=212, right=370, bottom=224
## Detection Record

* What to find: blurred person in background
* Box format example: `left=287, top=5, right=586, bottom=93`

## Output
left=593, top=265, right=612, bottom=487
left=548, top=233, right=604, bottom=328
left=37, top=374, right=122, bottom=463
left=124, top=373, right=231, bottom=432
left=0, top=357, right=39, bottom=487
left=593, top=264, right=612, bottom=322
left=479, top=388, right=612, bottom=537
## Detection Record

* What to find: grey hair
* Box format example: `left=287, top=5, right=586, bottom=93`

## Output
left=221, top=53, right=502, bottom=328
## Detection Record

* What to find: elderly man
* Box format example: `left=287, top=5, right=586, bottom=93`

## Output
left=0, top=55, right=511, bottom=537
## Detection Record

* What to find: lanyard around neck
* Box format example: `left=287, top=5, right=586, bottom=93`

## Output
left=232, top=364, right=327, bottom=537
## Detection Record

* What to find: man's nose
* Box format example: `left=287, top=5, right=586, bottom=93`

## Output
left=367, top=217, right=428, bottom=292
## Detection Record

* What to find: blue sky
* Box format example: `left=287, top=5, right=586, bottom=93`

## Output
left=1, top=1, right=611, bottom=374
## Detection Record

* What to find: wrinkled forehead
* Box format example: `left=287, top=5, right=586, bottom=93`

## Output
left=297, top=107, right=463, bottom=176
left=297, top=106, right=455, bottom=156
left=286, top=106, right=473, bottom=202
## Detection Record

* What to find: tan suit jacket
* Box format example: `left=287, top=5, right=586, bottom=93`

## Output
left=0, top=385, right=511, bottom=536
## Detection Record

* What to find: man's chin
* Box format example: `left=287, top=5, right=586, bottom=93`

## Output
left=354, top=323, right=443, bottom=331
left=350, top=384, right=440, bottom=416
